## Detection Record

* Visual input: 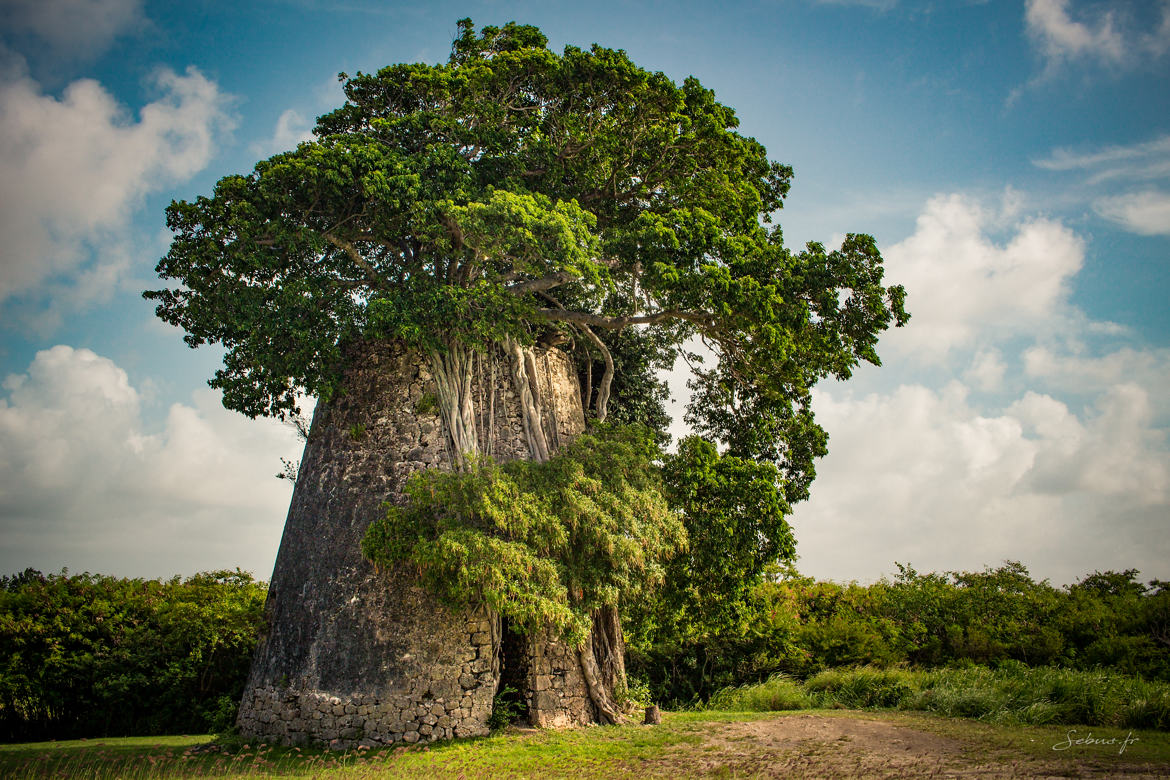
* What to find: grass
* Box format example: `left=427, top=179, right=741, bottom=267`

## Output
left=4, top=667, right=1168, bottom=778
left=706, top=673, right=811, bottom=712
left=867, top=709, right=1170, bottom=765
left=0, top=716, right=721, bottom=779
left=706, top=664, right=1170, bottom=730
left=2, top=710, right=1169, bottom=778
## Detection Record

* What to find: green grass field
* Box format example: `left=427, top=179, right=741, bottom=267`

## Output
left=3, top=710, right=1169, bottom=779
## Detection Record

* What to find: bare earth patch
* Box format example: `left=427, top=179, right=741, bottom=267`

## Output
left=647, top=713, right=1170, bottom=779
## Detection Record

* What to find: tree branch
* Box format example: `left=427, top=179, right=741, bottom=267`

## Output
left=536, top=308, right=712, bottom=329
left=507, top=271, right=579, bottom=295
left=323, top=233, right=390, bottom=292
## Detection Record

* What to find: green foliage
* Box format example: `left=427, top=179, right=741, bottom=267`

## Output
left=623, top=439, right=798, bottom=703
left=628, top=562, right=1170, bottom=706
left=414, top=391, right=440, bottom=416
left=707, top=664, right=1170, bottom=730
left=487, top=684, right=527, bottom=732
left=347, top=422, right=367, bottom=441
left=0, top=569, right=267, bottom=741
left=362, top=426, right=683, bottom=646
left=619, top=675, right=654, bottom=710
left=145, top=18, right=906, bottom=461
left=804, top=667, right=916, bottom=709
left=706, top=673, right=811, bottom=712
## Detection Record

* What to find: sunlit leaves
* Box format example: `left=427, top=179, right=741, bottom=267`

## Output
left=361, top=426, right=683, bottom=647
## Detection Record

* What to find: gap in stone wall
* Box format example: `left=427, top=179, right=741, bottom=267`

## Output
left=497, top=617, right=532, bottom=727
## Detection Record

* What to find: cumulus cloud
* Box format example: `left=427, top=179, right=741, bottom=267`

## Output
left=0, top=59, right=234, bottom=308
left=1094, top=190, right=1170, bottom=235
left=0, top=346, right=304, bottom=578
left=879, top=193, right=1084, bottom=360
left=788, top=193, right=1170, bottom=585
left=792, top=377, right=1170, bottom=585
left=1023, top=343, right=1170, bottom=416
left=964, top=348, right=1007, bottom=392
left=0, top=0, right=144, bottom=61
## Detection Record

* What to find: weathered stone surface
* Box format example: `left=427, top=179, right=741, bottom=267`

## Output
left=237, top=340, right=588, bottom=746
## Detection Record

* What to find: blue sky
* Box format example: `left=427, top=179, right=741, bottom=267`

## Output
left=1, top=0, right=1167, bottom=586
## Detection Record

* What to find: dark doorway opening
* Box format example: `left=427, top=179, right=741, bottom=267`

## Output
left=492, top=617, right=531, bottom=727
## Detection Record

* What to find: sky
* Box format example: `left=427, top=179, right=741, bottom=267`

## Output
left=1, top=0, right=1168, bottom=588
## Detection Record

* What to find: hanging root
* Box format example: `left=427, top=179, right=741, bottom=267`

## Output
left=504, top=337, right=551, bottom=463
left=577, top=631, right=624, bottom=725
left=427, top=344, right=479, bottom=468
left=577, top=324, right=613, bottom=422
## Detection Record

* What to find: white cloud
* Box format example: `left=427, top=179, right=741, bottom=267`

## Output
left=1094, top=190, right=1170, bottom=235
left=965, top=348, right=1006, bottom=392
left=1033, top=134, right=1170, bottom=185
left=880, top=193, right=1083, bottom=360
left=1034, top=134, right=1170, bottom=174
left=0, top=0, right=144, bottom=60
left=0, top=346, right=305, bottom=578
left=788, top=193, right=1170, bottom=586
left=793, top=377, right=1170, bottom=585
left=1025, top=0, right=1127, bottom=66
left=1023, top=343, right=1170, bottom=417
left=1033, top=134, right=1170, bottom=236
left=1024, top=0, right=1170, bottom=70
left=250, top=108, right=315, bottom=157
left=0, top=59, right=234, bottom=307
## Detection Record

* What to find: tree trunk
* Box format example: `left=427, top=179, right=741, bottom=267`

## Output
left=577, top=605, right=630, bottom=724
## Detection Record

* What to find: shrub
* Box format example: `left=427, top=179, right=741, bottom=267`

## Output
left=0, top=569, right=266, bottom=741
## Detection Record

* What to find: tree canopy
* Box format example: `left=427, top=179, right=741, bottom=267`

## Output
left=146, top=18, right=907, bottom=477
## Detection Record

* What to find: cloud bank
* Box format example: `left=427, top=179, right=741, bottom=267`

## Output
left=790, top=193, right=1170, bottom=585
left=0, top=346, right=304, bottom=578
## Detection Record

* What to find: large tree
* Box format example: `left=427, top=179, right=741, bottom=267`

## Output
left=147, top=19, right=906, bottom=725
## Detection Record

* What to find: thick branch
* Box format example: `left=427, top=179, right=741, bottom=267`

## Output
left=506, top=271, right=578, bottom=295
left=323, top=233, right=390, bottom=292
left=537, top=308, right=712, bottom=329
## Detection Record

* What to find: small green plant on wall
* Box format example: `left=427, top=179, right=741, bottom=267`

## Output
left=415, top=391, right=440, bottom=416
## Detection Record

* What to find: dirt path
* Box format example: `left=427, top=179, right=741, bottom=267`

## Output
left=650, top=713, right=1170, bottom=779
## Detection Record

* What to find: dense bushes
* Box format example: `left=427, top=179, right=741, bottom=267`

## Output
left=4, top=560, right=1167, bottom=740
left=706, top=664, right=1170, bottom=730
left=0, top=569, right=266, bottom=742
left=626, top=562, right=1170, bottom=705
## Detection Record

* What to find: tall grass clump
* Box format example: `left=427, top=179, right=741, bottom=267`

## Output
left=909, top=663, right=1170, bottom=729
left=803, top=666, right=917, bottom=709
left=706, top=673, right=811, bottom=712
left=703, top=664, right=1170, bottom=730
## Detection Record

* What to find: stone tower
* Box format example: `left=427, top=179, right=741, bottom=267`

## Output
left=236, top=339, right=595, bottom=746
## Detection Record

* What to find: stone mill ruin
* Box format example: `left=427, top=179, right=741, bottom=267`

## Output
left=236, top=340, right=602, bottom=746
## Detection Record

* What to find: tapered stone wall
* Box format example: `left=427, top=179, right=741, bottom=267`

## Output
left=236, top=339, right=588, bottom=747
